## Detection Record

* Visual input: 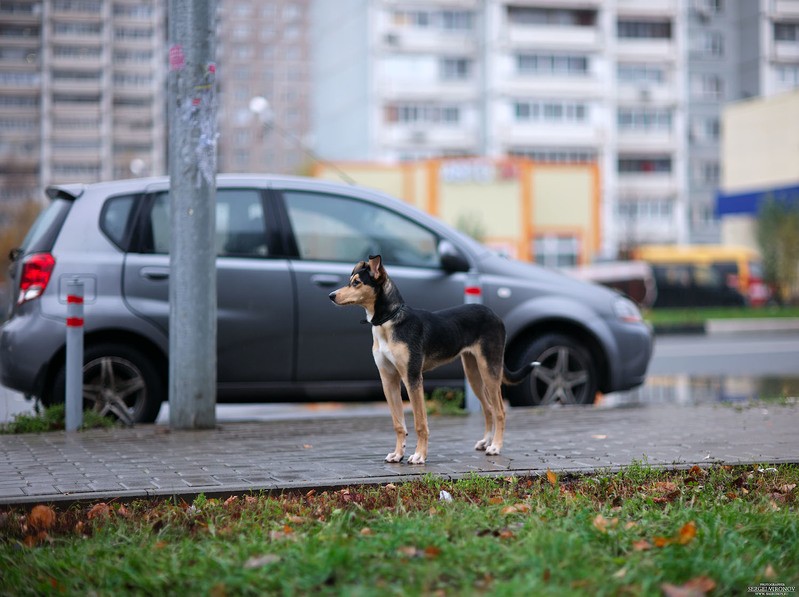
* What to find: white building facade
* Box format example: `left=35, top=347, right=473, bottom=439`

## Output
left=311, top=0, right=799, bottom=260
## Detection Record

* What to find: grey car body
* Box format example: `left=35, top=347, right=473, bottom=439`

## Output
left=1, top=174, right=652, bottom=423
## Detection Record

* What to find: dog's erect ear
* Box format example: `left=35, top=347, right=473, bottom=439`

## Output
left=351, top=260, right=368, bottom=276
left=368, top=255, right=384, bottom=281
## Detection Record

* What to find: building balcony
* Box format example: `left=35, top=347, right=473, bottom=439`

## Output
left=774, top=39, right=799, bottom=61
left=616, top=130, right=677, bottom=152
left=774, top=0, right=799, bottom=18
left=380, top=30, right=478, bottom=55
left=615, top=39, right=676, bottom=61
left=383, top=124, right=478, bottom=149
left=501, top=75, right=603, bottom=99
left=616, top=83, right=678, bottom=104
left=617, top=172, right=677, bottom=195
left=504, top=24, right=601, bottom=51
left=498, top=122, right=601, bottom=147
left=616, top=0, right=677, bottom=17
left=377, top=79, right=478, bottom=102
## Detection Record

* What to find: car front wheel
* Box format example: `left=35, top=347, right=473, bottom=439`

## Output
left=47, top=343, right=164, bottom=425
left=506, top=333, right=598, bottom=407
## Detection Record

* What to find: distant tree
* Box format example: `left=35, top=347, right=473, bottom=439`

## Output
left=0, top=200, right=42, bottom=284
left=456, top=212, right=486, bottom=243
left=756, top=195, right=799, bottom=303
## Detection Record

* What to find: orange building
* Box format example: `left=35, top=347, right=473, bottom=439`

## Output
left=313, top=157, right=601, bottom=266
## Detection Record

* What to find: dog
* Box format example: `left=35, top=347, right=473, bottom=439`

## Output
left=329, top=255, right=537, bottom=464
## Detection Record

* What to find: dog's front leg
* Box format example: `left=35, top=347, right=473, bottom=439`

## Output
left=379, top=367, right=407, bottom=463
left=405, top=377, right=429, bottom=464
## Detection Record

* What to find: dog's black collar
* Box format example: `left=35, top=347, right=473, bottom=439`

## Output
left=362, top=304, right=405, bottom=326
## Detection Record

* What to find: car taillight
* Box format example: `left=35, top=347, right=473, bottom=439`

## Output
left=18, top=253, right=56, bottom=305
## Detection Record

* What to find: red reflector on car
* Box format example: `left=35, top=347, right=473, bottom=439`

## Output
left=18, top=253, right=56, bottom=305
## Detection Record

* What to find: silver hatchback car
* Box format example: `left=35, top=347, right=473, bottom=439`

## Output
left=1, top=175, right=653, bottom=424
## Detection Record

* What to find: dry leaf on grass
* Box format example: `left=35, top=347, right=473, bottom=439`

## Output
left=546, top=468, right=558, bottom=487
left=661, top=575, right=716, bottom=597
left=28, top=505, right=56, bottom=531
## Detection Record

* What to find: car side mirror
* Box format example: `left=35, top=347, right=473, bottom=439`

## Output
left=438, top=240, right=470, bottom=273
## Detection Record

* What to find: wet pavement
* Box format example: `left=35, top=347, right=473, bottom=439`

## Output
left=1, top=401, right=797, bottom=505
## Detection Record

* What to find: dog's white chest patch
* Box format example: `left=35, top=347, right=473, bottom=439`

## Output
left=373, top=328, right=398, bottom=367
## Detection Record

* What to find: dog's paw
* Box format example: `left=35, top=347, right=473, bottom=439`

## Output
left=407, top=452, right=426, bottom=465
left=485, top=444, right=501, bottom=456
left=474, top=438, right=490, bottom=451
left=385, top=452, right=403, bottom=463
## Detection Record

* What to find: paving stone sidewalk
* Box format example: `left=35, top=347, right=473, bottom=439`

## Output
left=1, top=403, right=797, bottom=505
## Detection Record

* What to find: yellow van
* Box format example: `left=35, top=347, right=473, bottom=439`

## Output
left=632, top=245, right=770, bottom=308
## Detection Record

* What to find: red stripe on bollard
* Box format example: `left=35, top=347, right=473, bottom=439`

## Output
left=67, top=295, right=84, bottom=304
left=66, top=317, right=84, bottom=327
left=465, top=287, right=482, bottom=296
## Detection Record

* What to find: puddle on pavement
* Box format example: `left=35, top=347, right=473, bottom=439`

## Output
left=601, top=375, right=799, bottom=408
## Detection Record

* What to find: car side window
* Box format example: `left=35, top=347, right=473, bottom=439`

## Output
left=283, top=191, right=439, bottom=267
left=143, top=189, right=269, bottom=257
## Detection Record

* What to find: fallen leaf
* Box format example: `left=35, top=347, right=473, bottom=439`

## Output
left=764, top=564, right=777, bottom=579
left=678, top=521, right=697, bottom=545
left=87, top=503, right=111, bottom=520
left=359, top=527, right=374, bottom=536
left=489, top=496, right=503, bottom=505
left=778, top=483, right=796, bottom=494
left=501, top=505, right=518, bottom=516
left=498, top=529, right=514, bottom=540
left=591, top=434, right=608, bottom=440
left=613, top=567, right=628, bottom=579
left=661, top=575, right=716, bottom=597
left=303, top=444, right=313, bottom=449
left=424, top=546, right=442, bottom=559
left=28, top=505, right=56, bottom=531
left=653, top=536, right=672, bottom=548
left=287, top=515, right=308, bottom=524
left=632, top=539, right=652, bottom=551
left=244, top=554, right=280, bottom=569
left=515, top=503, right=531, bottom=513
left=223, top=496, right=238, bottom=508
left=397, top=546, right=419, bottom=558
left=593, top=514, right=609, bottom=533
left=439, top=490, right=453, bottom=502
left=209, top=583, right=228, bottom=597
left=546, top=468, right=558, bottom=487
left=154, top=540, right=168, bottom=549
left=384, top=483, right=396, bottom=491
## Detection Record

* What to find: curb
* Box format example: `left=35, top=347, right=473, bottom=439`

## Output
left=654, top=317, right=799, bottom=336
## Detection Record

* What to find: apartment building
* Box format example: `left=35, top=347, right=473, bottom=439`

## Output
left=0, top=0, right=166, bottom=209
left=0, top=0, right=310, bottom=213
left=311, top=0, right=799, bottom=261
left=216, top=0, right=311, bottom=175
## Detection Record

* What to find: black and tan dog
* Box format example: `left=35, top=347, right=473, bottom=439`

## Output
left=329, top=255, right=537, bottom=464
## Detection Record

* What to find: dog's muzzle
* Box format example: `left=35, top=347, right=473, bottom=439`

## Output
left=328, top=291, right=337, bottom=303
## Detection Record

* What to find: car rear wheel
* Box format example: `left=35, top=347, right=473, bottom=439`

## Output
left=47, top=343, right=164, bottom=425
left=506, top=333, right=598, bottom=407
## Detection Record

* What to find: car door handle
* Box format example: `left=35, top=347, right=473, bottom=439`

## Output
left=140, top=267, right=170, bottom=281
left=311, top=274, right=342, bottom=288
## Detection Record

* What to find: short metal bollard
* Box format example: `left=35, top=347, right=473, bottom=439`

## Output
left=463, top=270, right=482, bottom=413
left=65, top=279, right=84, bottom=432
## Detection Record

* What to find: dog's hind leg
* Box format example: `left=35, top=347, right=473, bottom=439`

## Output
left=379, top=368, right=407, bottom=463
left=462, top=353, right=494, bottom=451
left=404, top=376, right=429, bottom=465
left=476, top=359, right=506, bottom=456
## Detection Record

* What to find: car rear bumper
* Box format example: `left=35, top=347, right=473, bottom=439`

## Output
left=0, top=314, right=63, bottom=397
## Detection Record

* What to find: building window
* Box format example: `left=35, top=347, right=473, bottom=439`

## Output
left=694, top=31, right=724, bottom=57
left=440, top=57, right=471, bottom=80
left=694, top=161, right=720, bottom=185
left=617, top=108, right=672, bottom=131
left=617, top=20, right=672, bottom=39
left=776, top=64, right=799, bottom=88
left=508, top=6, right=596, bottom=27
left=392, top=10, right=473, bottom=31
left=691, top=73, right=723, bottom=100
left=618, top=157, right=672, bottom=173
left=514, top=100, right=587, bottom=123
left=509, top=148, right=597, bottom=163
left=617, top=63, right=666, bottom=84
left=517, top=53, right=588, bottom=76
left=775, top=23, right=799, bottom=42
left=534, top=235, right=579, bottom=267
left=618, top=198, right=673, bottom=221
left=385, top=103, right=460, bottom=125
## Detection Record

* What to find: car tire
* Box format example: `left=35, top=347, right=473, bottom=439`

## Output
left=46, top=343, right=164, bottom=425
left=506, top=333, right=598, bottom=407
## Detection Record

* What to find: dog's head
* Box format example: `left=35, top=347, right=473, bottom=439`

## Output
left=328, top=255, right=387, bottom=308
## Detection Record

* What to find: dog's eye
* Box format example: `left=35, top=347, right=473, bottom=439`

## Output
left=351, top=279, right=361, bottom=287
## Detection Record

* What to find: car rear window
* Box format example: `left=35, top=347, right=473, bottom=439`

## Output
left=18, top=198, right=71, bottom=255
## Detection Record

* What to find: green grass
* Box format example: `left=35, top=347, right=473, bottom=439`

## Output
left=645, top=305, right=799, bottom=327
left=2, top=464, right=797, bottom=595
left=0, top=404, right=116, bottom=434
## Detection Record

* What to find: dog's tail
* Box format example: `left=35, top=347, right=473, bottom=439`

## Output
left=502, top=361, right=540, bottom=385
